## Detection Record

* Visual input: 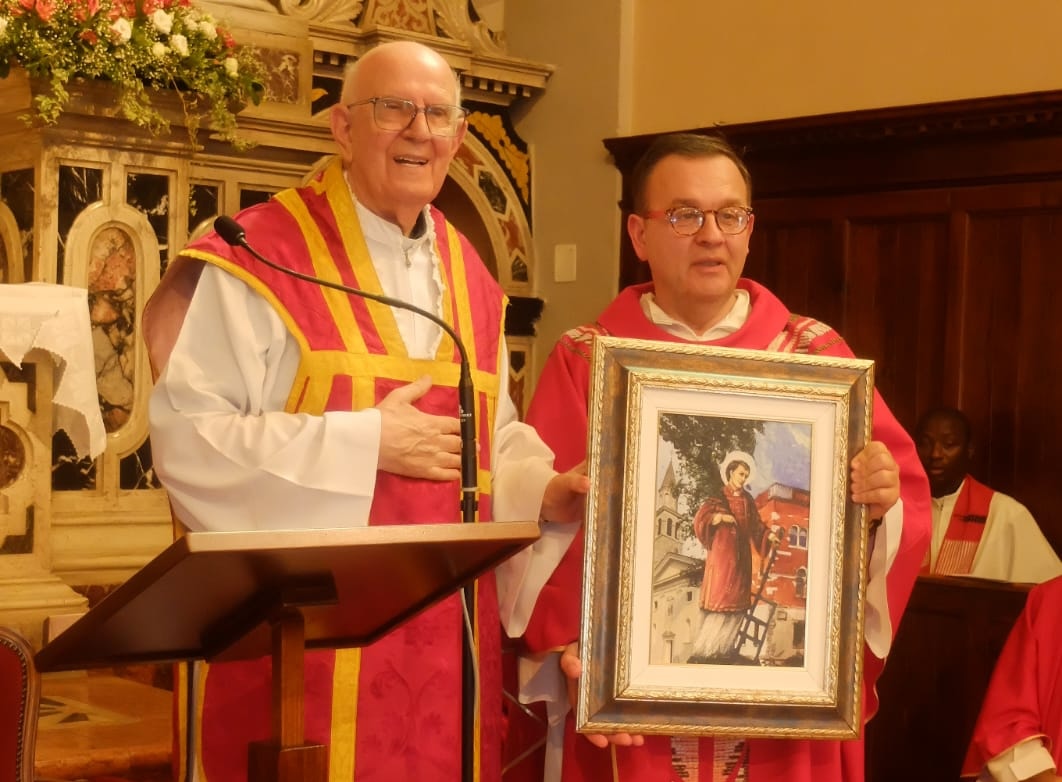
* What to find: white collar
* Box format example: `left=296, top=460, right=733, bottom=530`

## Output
left=639, top=288, right=751, bottom=341
left=353, top=199, right=434, bottom=250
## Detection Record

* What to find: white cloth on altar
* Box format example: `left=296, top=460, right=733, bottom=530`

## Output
left=0, top=282, right=107, bottom=459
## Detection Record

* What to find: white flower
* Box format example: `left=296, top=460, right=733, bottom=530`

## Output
left=151, top=41, right=170, bottom=59
left=170, top=34, right=189, bottom=57
left=198, top=20, right=218, bottom=40
left=109, top=17, right=132, bottom=44
left=224, top=57, right=239, bottom=77
left=151, top=9, right=174, bottom=35
left=0, top=17, right=8, bottom=38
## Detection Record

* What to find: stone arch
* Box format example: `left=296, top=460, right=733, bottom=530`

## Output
left=440, top=126, right=535, bottom=295
left=65, top=203, right=161, bottom=454
left=0, top=202, right=23, bottom=283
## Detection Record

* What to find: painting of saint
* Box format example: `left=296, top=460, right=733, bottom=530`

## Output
left=649, top=414, right=812, bottom=667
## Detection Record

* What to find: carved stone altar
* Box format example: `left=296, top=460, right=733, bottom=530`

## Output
left=0, top=284, right=109, bottom=647
left=0, top=0, right=552, bottom=643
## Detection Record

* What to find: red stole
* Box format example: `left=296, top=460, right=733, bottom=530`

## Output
left=175, top=159, right=506, bottom=782
left=927, top=476, right=994, bottom=575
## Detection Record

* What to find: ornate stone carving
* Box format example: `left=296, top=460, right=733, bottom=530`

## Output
left=278, top=0, right=365, bottom=23
left=0, top=355, right=88, bottom=648
left=469, top=111, right=529, bottom=206
left=361, top=0, right=433, bottom=34
left=447, top=128, right=534, bottom=291
left=209, top=0, right=510, bottom=56
left=432, top=0, right=505, bottom=54
left=0, top=202, right=20, bottom=283
left=0, top=425, right=24, bottom=490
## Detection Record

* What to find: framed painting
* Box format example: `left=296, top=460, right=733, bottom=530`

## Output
left=578, top=336, right=875, bottom=739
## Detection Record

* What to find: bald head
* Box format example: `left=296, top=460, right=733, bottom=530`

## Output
left=341, top=41, right=461, bottom=107
left=329, top=40, right=467, bottom=235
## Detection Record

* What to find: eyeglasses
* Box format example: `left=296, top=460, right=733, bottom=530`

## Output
left=644, top=205, right=754, bottom=236
left=347, top=97, right=469, bottom=137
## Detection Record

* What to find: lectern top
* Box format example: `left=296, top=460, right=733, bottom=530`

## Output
left=36, top=521, right=540, bottom=672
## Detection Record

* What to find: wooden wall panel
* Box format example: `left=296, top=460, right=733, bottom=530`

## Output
left=843, top=215, right=952, bottom=429
left=954, top=190, right=1062, bottom=524
left=747, top=220, right=838, bottom=324
left=742, top=194, right=954, bottom=439
left=606, top=93, right=1062, bottom=558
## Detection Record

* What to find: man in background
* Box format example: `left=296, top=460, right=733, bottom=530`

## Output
left=914, top=406, right=1061, bottom=582
left=512, top=132, right=932, bottom=781
left=144, top=40, right=586, bottom=782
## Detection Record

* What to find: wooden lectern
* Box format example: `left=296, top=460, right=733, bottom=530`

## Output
left=865, top=574, right=1031, bottom=782
left=35, top=521, right=541, bottom=782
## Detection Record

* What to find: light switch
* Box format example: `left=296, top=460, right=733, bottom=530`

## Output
left=554, top=243, right=577, bottom=282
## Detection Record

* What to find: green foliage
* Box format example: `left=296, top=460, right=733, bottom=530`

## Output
left=659, top=412, right=764, bottom=517
left=0, top=0, right=266, bottom=149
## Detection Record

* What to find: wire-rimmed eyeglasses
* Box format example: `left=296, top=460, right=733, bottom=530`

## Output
left=347, top=97, right=469, bottom=137
left=643, top=205, right=754, bottom=236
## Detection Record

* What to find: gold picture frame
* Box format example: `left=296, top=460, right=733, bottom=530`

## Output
left=578, top=336, right=874, bottom=739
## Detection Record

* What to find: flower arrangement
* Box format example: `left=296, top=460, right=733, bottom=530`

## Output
left=0, top=0, right=266, bottom=147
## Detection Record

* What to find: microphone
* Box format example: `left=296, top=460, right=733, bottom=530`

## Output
left=213, top=215, right=479, bottom=524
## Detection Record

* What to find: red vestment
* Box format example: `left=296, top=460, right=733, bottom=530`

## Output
left=963, top=575, right=1062, bottom=778
left=520, top=281, right=932, bottom=782
left=159, top=159, right=507, bottom=782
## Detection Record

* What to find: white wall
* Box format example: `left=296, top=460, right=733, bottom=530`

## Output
left=629, top=0, right=1062, bottom=131
left=504, top=0, right=632, bottom=383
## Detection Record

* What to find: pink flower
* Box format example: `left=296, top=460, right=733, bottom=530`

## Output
left=18, top=0, right=56, bottom=21
left=73, top=0, right=101, bottom=22
left=107, top=0, right=135, bottom=19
